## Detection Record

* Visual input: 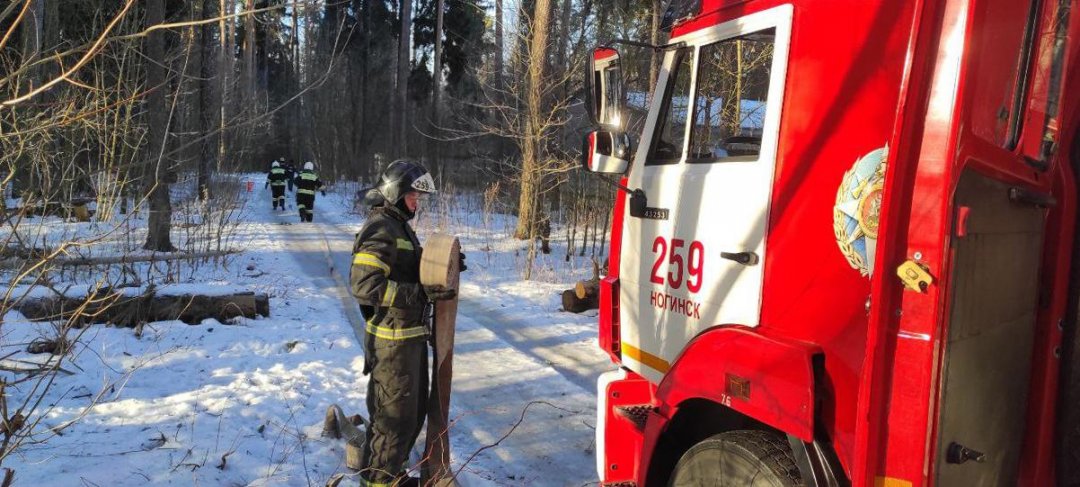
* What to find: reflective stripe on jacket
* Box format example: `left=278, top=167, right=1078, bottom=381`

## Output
left=296, top=170, right=324, bottom=195
left=268, top=167, right=288, bottom=186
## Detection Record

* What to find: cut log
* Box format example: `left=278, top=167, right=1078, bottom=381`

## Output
left=15, top=288, right=269, bottom=326
left=562, top=288, right=598, bottom=313
left=575, top=278, right=600, bottom=300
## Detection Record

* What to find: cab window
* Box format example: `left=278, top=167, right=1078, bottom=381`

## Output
left=688, top=28, right=775, bottom=163
left=647, top=49, right=694, bottom=165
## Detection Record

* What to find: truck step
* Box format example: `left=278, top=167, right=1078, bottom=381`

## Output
left=615, top=405, right=653, bottom=431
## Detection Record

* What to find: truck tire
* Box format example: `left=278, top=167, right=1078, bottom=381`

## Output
left=668, top=430, right=804, bottom=487
left=1061, top=314, right=1080, bottom=487
left=1060, top=121, right=1080, bottom=487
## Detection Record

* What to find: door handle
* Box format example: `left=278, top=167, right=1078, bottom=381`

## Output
left=720, top=251, right=759, bottom=266
left=946, top=442, right=986, bottom=464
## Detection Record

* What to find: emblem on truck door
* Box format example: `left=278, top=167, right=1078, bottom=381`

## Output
left=833, top=145, right=888, bottom=276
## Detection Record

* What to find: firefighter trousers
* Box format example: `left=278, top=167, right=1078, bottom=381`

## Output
left=360, top=336, right=429, bottom=486
left=271, top=186, right=285, bottom=209
left=296, top=193, right=315, bottom=222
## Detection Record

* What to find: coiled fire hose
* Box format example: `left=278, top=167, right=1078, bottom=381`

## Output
left=418, top=234, right=461, bottom=485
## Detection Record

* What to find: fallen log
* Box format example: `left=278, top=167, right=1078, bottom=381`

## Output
left=562, top=288, right=598, bottom=313
left=14, top=287, right=269, bottom=326
left=54, top=249, right=238, bottom=267
left=564, top=258, right=603, bottom=313
left=0, top=245, right=51, bottom=261
left=575, top=278, right=599, bottom=300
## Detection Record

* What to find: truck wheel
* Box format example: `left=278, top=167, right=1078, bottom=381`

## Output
left=1061, top=313, right=1080, bottom=487
left=669, top=430, right=804, bottom=487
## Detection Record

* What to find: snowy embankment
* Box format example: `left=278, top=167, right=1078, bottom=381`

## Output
left=3, top=175, right=609, bottom=486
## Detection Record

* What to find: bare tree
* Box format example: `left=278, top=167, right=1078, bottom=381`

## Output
left=143, top=0, right=175, bottom=252
left=651, top=0, right=661, bottom=91
left=514, top=0, right=554, bottom=242
left=396, top=0, right=412, bottom=157
left=431, top=0, right=445, bottom=178
left=19, top=0, right=44, bottom=91
left=242, top=0, right=257, bottom=106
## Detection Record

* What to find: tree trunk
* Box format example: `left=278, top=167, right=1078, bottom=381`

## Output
left=218, top=0, right=230, bottom=173
left=143, top=0, right=175, bottom=252
left=188, top=1, right=209, bottom=200
left=495, top=0, right=504, bottom=87
left=291, top=1, right=301, bottom=163
left=396, top=0, right=412, bottom=157
left=243, top=0, right=256, bottom=106
left=430, top=0, right=444, bottom=181
left=198, top=0, right=218, bottom=200
left=19, top=0, right=44, bottom=92
left=513, top=0, right=552, bottom=241
left=360, top=0, right=374, bottom=179
left=650, top=0, right=661, bottom=93
left=556, top=0, right=571, bottom=94
left=42, top=0, right=58, bottom=86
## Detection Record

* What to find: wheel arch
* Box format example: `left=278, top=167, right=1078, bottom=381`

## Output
left=639, top=326, right=847, bottom=485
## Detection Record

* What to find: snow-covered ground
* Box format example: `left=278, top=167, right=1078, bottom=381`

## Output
left=2, top=175, right=611, bottom=486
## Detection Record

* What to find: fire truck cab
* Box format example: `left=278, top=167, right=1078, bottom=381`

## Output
left=582, top=0, right=1080, bottom=485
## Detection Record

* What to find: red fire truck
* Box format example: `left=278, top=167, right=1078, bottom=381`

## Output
left=582, top=0, right=1080, bottom=485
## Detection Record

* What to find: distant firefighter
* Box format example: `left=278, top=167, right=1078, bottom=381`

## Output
left=283, top=159, right=297, bottom=192
left=295, top=161, right=325, bottom=222
left=265, top=160, right=288, bottom=211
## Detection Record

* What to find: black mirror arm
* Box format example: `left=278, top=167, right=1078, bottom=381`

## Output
left=596, top=174, right=640, bottom=197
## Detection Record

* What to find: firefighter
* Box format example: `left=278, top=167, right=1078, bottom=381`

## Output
left=264, top=160, right=288, bottom=210
left=284, top=159, right=297, bottom=192
left=295, top=161, right=326, bottom=222
left=349, top=159, right=461, bottom=487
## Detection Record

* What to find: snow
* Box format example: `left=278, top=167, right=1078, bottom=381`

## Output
left=2, top=175, right=611, bottom=486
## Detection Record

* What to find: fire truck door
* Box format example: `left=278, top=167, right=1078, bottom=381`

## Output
left=620, top=7, right=792, bottom=382
left=621, top=47, right=694, bottom=380
left=935, top=171, right=1046, bottom=486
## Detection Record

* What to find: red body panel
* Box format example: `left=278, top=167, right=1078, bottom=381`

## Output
left=596, top=0, right=1080, bottom=485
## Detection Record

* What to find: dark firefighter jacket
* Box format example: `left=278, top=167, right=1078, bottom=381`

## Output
left=350, top=205, right=429, bottom=341
left=296, top=170, right=324, bottom=196
left=267, top=166, right=288, bottom=186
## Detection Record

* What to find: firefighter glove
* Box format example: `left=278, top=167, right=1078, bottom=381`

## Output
left=458, top=253, right=468, bottom=272
left=424, top=285, right=457, bottom=302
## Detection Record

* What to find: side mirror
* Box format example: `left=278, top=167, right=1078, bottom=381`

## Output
left=587, top=47, right=625, bottom=130
left=582, top=130, right=632, bottom=174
